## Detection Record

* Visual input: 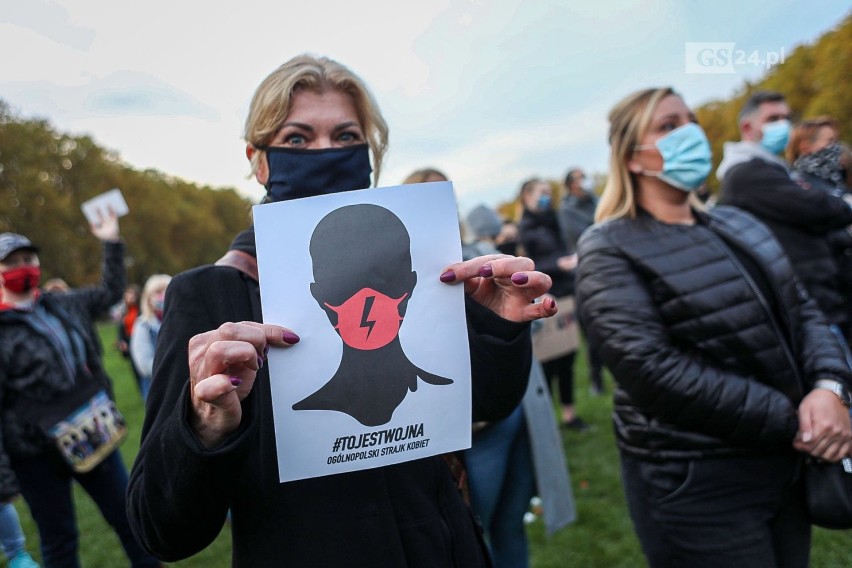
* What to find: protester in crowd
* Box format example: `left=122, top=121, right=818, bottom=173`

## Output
left=0, top=289, right=39, bottom=568
left=717, top=92, right=852, bottom=348
left=116, top=284, right=143, bottom=392
left=0, top=501, right=39, bottom=568
left=557, top=168, right=598, bottom=254
left=127, top=54, right=557, bottom=567
left=130, top=274, right=171, bottom=401
left=788, top=117, right=852, bottom=351
left=557, top=168, right=606, bottom=395
left=459, top=202, right=575, bottom=568
left=517, top=178, right=588, bottom=431
left=576, top=86, right=852, bottom=568
left=0, top=225, right=160, bottom=568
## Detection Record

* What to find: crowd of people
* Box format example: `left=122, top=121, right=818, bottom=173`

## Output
left=0, top=52, right=850, bottom=568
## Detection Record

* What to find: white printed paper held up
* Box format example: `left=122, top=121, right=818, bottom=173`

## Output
left=254, top=181, right=471, bottom=482
left=80, top=188, right=129, bottom=225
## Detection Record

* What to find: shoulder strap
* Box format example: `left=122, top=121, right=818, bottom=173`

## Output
left=215, top=250, right=259, bottom=282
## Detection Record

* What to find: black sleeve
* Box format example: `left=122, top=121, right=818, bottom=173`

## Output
left=466, top=297, right=532, bottom=422
left=722, top=161, right=852, bottom=234
left=65, top=241, right=127, bottom=319
left=575, top=229, right=800, bottom=448
left=519, top=227, right=562, bottom=276
left=126, top=269, right=258, bottom=561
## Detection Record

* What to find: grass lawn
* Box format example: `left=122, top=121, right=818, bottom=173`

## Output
left=9, top=323, right=852, bottom=567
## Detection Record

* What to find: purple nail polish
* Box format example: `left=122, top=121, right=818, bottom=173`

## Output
left=478, top=264, right=493, bottom=278
left=440, top=270, right=456, bottom=283
left=257, top=356, right=264, bottom=369
left=263, top=345, right=270, bottom=358
left=230, top=377, right=242, bottom=387
left=282, top=331, right=300, bottom=344
left=511, top=273, right=529, bottom=285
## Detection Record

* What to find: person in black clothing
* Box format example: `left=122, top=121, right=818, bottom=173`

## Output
left=0, top=221, right=160, bottom=568
left=576, top=86, right=852, bottom=568
left=787, top=116, right=852, bottom=348
left=557, top=168, right=606, bottom=395
left=717, top=91, right=852, bottom=342
left=517, top=178, right=589, bottom=431
left=126, top=54, right=558, bottom=568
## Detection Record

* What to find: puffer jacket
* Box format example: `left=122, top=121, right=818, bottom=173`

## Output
left=0, top=241, right=125, bottom=499
left=576, top=206, right=851, bottom=461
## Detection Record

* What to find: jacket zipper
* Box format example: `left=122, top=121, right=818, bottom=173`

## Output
left=705, top=230, right=805, bottom=399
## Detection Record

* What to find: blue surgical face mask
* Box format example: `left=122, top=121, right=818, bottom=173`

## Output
left=261, top=144, right=372, bottom=202
left=760, top=119, right=791, bottom=155
left=537, top=195, right=552, bottom=210
left=635, top=122, right=712, bottom=192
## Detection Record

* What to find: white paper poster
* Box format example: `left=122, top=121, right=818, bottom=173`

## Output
left=80, top=188, right=129, bottom=224
left=254, top=181, right=472, bottom=482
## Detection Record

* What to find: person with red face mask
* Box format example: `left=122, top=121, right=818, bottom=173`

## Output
left=0, top=219, right=161, bottom=568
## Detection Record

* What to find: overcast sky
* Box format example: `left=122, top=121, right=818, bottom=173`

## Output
left=1, top=1, right=849, bottom=215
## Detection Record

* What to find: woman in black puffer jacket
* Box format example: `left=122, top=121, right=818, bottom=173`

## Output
left=575, top=87, right=852, bottom=568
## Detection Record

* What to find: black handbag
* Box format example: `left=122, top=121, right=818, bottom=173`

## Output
left=805, top=456, right=852, bottom=529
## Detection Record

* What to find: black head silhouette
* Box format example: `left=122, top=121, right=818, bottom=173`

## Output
left=294, top=204, right=452, bottom=426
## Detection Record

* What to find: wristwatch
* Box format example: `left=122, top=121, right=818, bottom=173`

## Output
left=814, top=379, right=852, bottom=407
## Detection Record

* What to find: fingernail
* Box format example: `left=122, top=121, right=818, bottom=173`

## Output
left=802, top=432, right=813, bottom=442
left=547, top=297, right=556, bottom=309
left=440, top=270, right=456, bottom=283
left=478, top=264, right=493, bottom=278
left=257, top=356, right=264, bottom=369
left=282, top=331, right=300, bottom=344
left=262, top=344, right=269, bottom=358
left=511, top=273, right=529, bottom=285
left=230, top=377, right=242, bottom=387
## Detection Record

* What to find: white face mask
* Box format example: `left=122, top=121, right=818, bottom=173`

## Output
left=580, top=178, right=594, bottom=192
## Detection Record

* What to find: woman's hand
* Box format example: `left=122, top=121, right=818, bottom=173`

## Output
left=440, top=254, right=557, bottom=322
left=90, top=208, right=120, bottom=242
left=188, top=321, right=300, bottom=449
left=794, top=389, right=852, bottom=462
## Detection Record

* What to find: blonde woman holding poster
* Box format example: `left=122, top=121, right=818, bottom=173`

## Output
left=127, top=54, right=557, bottom=568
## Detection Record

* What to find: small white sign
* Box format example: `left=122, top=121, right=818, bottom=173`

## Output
left=254, top=181, right=472, bottom=482
left=81, top=188, right=129, bottom=225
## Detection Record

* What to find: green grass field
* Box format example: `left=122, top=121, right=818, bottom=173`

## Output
left=9, top=324, right=852, bottom=567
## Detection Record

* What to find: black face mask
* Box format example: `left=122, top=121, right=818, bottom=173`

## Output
left=261, top=144, right=372, bottom=202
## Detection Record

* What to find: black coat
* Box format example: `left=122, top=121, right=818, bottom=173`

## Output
left=720, top=158, right=852, bottom=327
left=127, top=243, right=533, bottom=567
left=576, top=206, right=851, bottom=461
left=518, top=208, right=573, bottom=297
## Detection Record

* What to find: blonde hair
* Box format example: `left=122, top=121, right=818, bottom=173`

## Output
left=140, top=274, right=171, bottom=321
left=244, top=54, right=390, bottom=184
left=402, top=168, right=448, bottom=184
left=596, top=87, right=677, bottom=222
